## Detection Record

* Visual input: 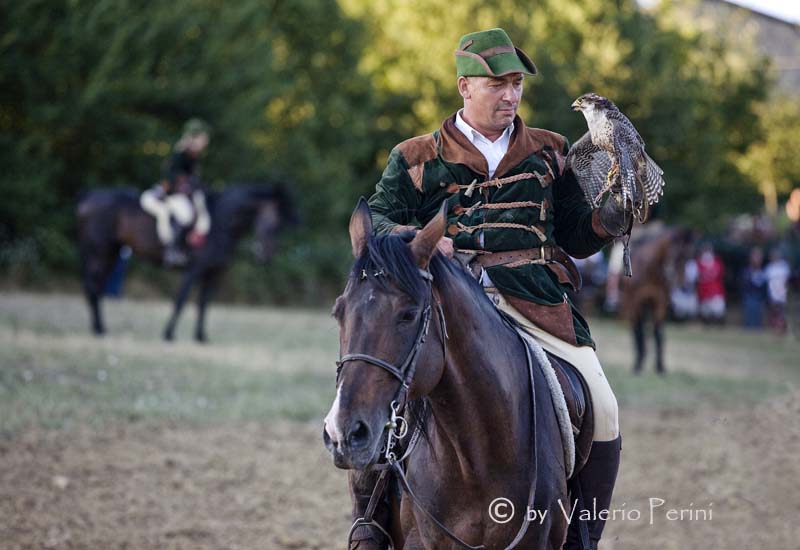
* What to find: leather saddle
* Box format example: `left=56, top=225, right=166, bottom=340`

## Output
left=546, top=352, right=594, bottom=478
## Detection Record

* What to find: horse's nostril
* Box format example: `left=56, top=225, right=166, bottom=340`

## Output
left=348, top=421, right=370, bottom=448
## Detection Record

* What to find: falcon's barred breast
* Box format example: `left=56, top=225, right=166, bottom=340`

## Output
left=566, top=93, right=665, bottom=222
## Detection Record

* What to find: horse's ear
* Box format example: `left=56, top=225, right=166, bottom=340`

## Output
left=349, top=198, right=373, bottom=258
left=410, top=201, right=447, bottom=268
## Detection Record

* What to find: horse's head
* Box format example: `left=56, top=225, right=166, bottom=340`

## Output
left=323, top=199, right=448, bottom=470
left=251, top=201, right=282, bottom=262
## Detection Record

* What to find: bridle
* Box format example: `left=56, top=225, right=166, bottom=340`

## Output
left=334, top=264, right=539, bottom=550
left=336, top=267, right=442, bottom=423
left=336, top=266, right=487, bottom=550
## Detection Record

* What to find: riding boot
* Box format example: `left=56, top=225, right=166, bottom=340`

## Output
left=564, top=435, right=622, bottom=550
left=348, top=469, right=392, bottom=550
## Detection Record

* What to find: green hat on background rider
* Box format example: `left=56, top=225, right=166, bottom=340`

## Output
left=182, top=118, right=210, bottom=139
left=176, top=118, right=210, bottom=156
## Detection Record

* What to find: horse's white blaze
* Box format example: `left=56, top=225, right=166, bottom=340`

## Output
left=324, top=384, right=346, bottom=444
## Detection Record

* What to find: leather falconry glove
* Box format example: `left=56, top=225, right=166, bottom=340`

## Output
left=597, top=191, right=633, bottom=238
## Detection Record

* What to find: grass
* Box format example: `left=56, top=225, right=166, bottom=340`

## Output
left=0, top=292, right=340, bottom=434
left=1, top=291, right=799, bottom=434
left=591, top=319, right=800, bottom=408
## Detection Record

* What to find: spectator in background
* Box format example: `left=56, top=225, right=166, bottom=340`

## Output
left=671, top=255, right=699, bottom=321
left=697, top=242, right=726, bottom=324
left=740, top=247, right=766, bottom=329
left=573, top=250, right=607, bottom=316
left=764, top=247, right=790, bottom=334
left=604, top=241, right=624, bottom=314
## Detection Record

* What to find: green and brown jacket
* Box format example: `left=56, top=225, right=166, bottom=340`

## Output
left=368, top=114, right=614, bottom=348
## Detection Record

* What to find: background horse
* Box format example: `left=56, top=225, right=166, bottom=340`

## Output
left=323, top=201, right=570, bottom=549
left=77, top=183, right=298, bottom=341
left=620, top=223, right=691, bottom=373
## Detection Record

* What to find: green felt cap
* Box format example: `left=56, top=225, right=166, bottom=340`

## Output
left=455, top=28, right=537, bottom=78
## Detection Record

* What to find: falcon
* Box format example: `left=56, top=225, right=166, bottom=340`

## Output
left=566, top=92, right=665, bottom=223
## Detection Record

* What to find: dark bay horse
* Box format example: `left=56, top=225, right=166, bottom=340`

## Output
left=77, top=183, right=297, bottom=341
left=323, top=200, right=569, bottom=549
left=620, top=223, right=690, bottom=373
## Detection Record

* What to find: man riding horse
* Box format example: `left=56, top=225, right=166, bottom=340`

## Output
left=140, top=118, right=212, bottom=266
left=352, top=28, right=630, bottom=549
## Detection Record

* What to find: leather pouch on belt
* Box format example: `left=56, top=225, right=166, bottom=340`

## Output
left=547, top=263, right=575, bottom=290
left=503, top=293, right=578, bottom=346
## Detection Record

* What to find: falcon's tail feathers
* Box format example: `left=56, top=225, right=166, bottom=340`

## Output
left=643, top=153, right=665, bottom=206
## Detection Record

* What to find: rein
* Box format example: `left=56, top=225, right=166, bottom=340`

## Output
left=336, top=265, right=539, bottom=550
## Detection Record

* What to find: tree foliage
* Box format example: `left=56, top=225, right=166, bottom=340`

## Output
left=0, top=0, right=791, bottom=300
left=0, top=0, right=392, bottom=299
left=736, top=98, right=800, bottom=215
left=342, top=0, right=771, bottom=229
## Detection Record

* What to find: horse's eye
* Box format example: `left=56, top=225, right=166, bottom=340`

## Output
left=399, top=309, right=418, bottom=323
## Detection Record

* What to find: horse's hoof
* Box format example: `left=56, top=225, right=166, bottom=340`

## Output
left=163, top=331, right=175, bottom=342
left=195, top=334, right=208, bottom=344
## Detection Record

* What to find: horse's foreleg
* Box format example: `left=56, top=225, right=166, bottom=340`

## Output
left=654, top=319, right=665, bottom=375
left=194, top=271, right=221, bottom=343
left=633, top=315, right=645, bottom=374
left=81, top=271, right=104, bottom=335
left=163, top=270, right=196, bottom=341
left=397, top=527, right=422, bottom=550
left=88, top=292, right=104, bottom=335
left=81, top=249, right=110, bottom=336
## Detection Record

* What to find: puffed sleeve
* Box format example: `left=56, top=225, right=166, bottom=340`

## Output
left=367, top=148, right=424, bottom=235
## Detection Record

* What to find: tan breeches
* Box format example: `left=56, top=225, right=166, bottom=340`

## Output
left=140, top=190, right=210, bottom=244
left=487, top=290, right=620, bottom=442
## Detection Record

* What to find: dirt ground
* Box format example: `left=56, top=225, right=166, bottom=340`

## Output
left=2, top=393, right=798, bottom=550
left=0, top=421, right=350, bottom=550
left=1, top=293, right=797, bottom=549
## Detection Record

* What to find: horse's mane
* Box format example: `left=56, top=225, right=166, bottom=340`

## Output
left=352, top=230, right=499, bottom=320
left=203, top=183, right=299, bottom=233
left=216, top=183, right=299, bottom=226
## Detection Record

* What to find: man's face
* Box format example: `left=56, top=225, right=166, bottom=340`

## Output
left=459, top=73, right=524, bottom=137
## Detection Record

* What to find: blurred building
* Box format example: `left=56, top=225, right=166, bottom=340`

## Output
left=679, top=0, right=800, bottom=95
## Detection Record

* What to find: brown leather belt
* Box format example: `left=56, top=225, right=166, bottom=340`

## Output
left=461, top=246, right=582, bottom=292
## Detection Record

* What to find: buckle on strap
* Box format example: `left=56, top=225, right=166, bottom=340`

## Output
left=464, top=246, right=583, bottom=292
left=531, top=245, right=547, bottom=265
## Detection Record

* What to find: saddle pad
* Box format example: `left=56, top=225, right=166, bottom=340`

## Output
left=516, top=327, right=576, bottom=478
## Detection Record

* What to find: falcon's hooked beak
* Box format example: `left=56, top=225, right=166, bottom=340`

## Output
left=571, top=99, right=583, bottom=111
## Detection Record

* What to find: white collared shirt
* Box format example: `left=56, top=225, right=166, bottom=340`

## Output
left=454, top=109, right=514, bottom=178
